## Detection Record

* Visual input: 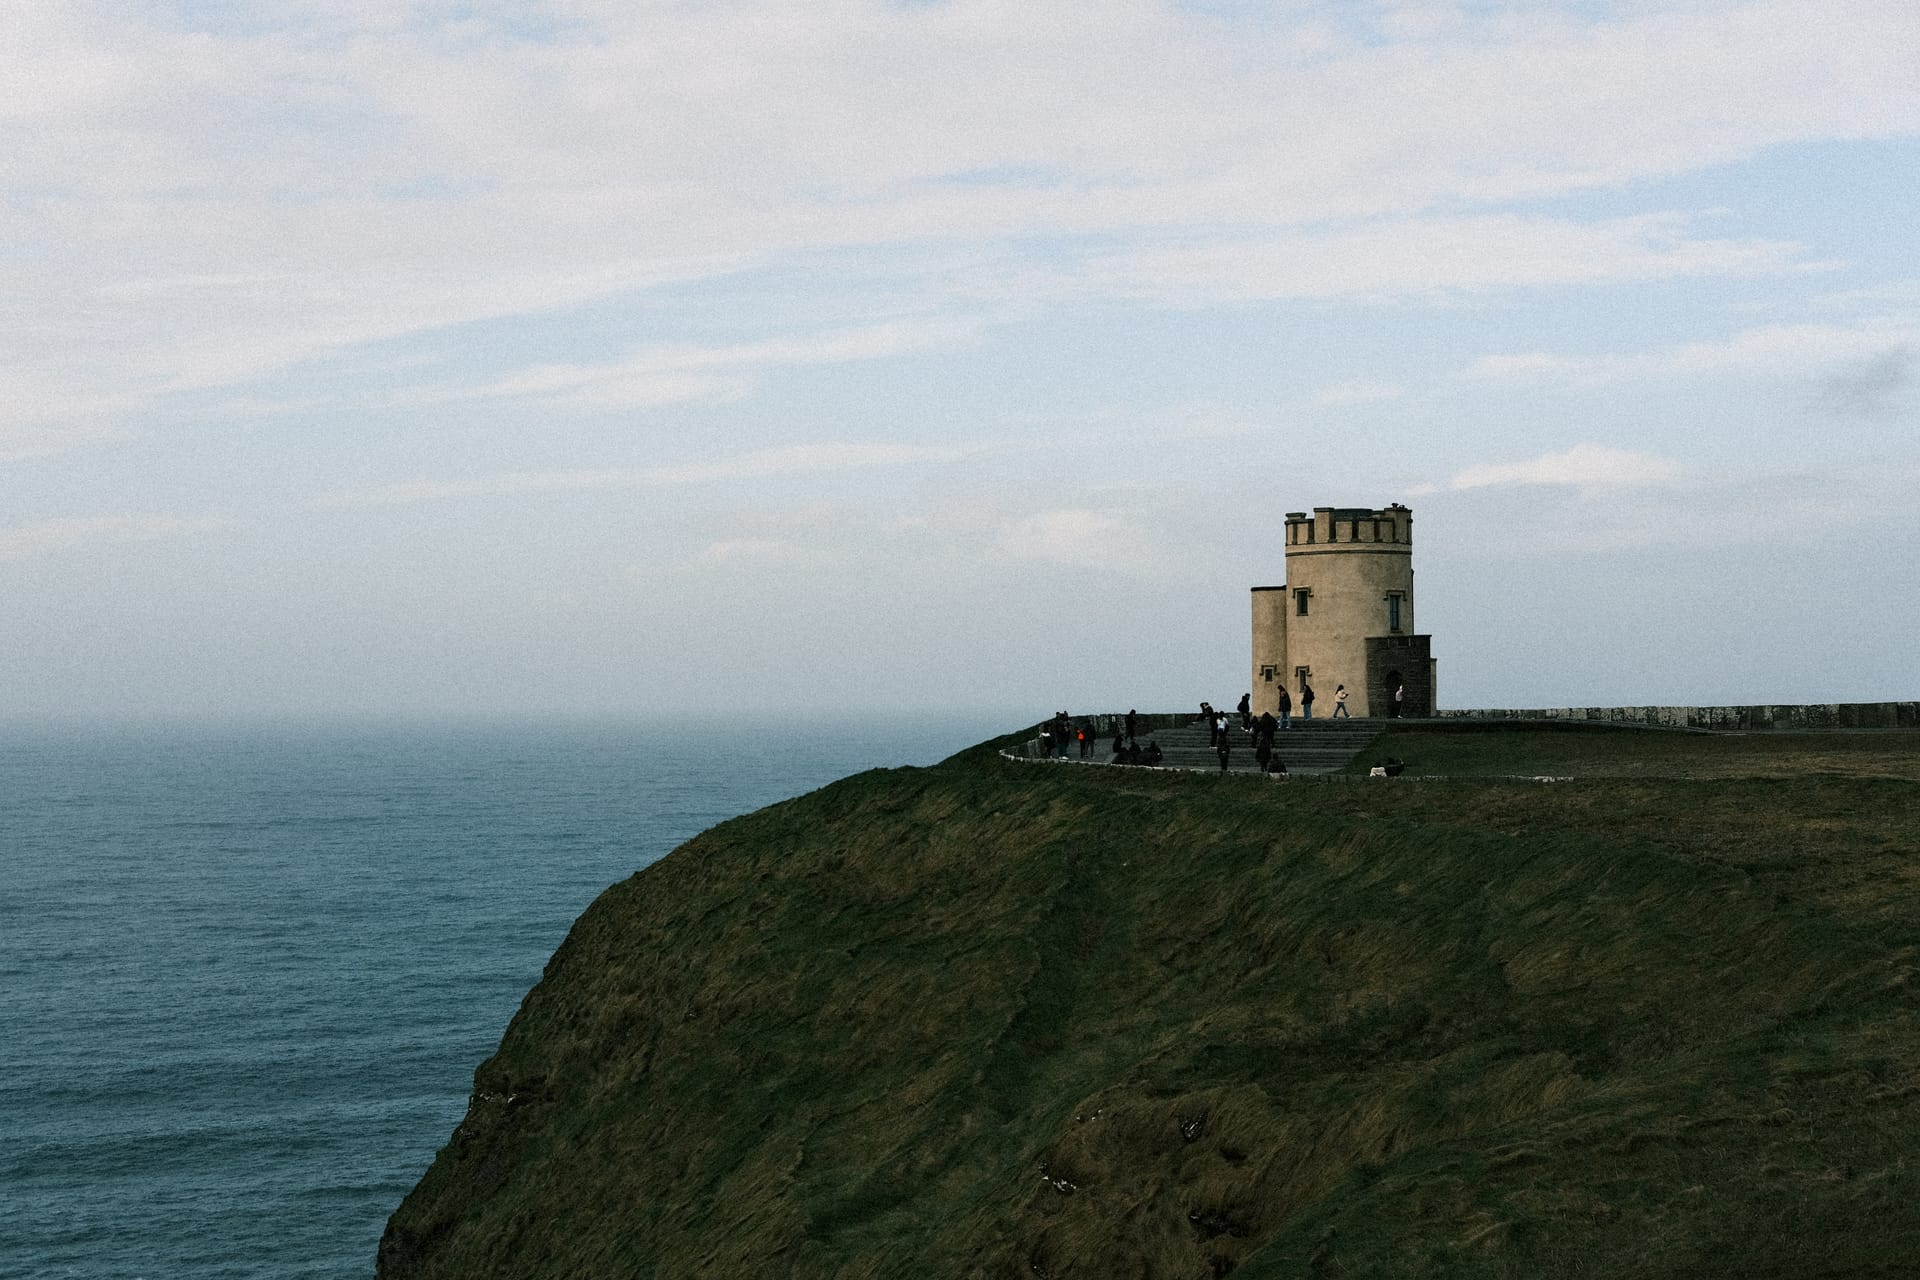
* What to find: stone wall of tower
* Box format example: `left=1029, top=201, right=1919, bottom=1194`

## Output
left=1275, top=504, right=1416, bottom=718
left=1364, top=634, right=1435, bottom=718
left=1249, top=586, right=1289, bottom=716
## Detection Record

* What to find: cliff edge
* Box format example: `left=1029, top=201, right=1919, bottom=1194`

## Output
left=380, top=727, right=1920, bottom=1278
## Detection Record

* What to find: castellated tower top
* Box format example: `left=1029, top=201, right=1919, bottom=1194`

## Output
left=1282, top=503, right=1412, bottom=549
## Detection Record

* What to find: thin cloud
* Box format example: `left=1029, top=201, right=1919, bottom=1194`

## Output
left=999, top=507, right=1177, bottom=575
left=0, top=514, right=229, bottom=563
left=313, top=441, right=977, bottom=508
left=1086, top=214, right=1812, bottom=304
left=699, top=538, right=802, bottom=567
left=464, top=318, right=985, bottom=410
left=1468, top=320, right=1920, bottom=386
left=1315, top=380, right=1406, bottom=406
left=1444, top=444, right=1685, bottom=492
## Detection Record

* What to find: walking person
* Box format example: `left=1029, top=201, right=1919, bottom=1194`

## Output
left=1300, top=682, right=1315, bottom=721
left=1237, top=693, right=1252, bottom=730
left=1333, top=684, right=1351, bottom=718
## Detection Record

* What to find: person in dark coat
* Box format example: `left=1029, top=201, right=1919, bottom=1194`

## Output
left=1125, top=708, right=1138, bottom=744
left=1216, top=730, right=1232, bottom=771
left=1300, top=683, right=1315, bottom=720
left=1277, top=687, right=1292, bottom=730
left=1237, top=693, right=1251, bottom=730
left=1254, top=711, right=1276, bottom=772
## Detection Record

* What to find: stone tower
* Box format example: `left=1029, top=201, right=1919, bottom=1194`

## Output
left=1250, top=503, right=1436, bottom=718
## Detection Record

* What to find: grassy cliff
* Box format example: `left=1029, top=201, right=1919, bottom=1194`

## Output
left=379, top=727, right=1920, bottom=1278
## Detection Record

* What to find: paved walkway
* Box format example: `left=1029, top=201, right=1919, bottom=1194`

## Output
left=1018, top=715, right=1391, bottom=775
left=1135, top=717, right=1386, bottom=775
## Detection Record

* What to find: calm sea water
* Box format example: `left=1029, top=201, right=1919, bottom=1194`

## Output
left=0, top=716, right=1007, bottom=1280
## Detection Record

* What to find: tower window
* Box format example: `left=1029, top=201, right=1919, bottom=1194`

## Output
left=1387, top=593, right=1403, bottom=632
left=1295, top=589, right=1310, bottom=616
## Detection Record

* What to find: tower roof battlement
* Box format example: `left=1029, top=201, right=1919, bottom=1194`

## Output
left=1283, top=503, right=1413, bottom=548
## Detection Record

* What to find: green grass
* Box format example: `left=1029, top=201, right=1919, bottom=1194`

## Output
left=380, top=727, right=1920, bottom=1279
left=1344, top=721, right=1920, bottom=781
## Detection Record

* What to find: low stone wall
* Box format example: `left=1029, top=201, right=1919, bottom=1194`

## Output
left=1434, top=702, right=1919, bottom=731
left=1007, top=712, right=1198, bottom=759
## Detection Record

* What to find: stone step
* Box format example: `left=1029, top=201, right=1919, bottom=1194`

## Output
left=1125, top=719, right=1384, bottom=774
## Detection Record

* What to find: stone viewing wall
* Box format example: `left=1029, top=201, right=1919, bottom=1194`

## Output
left=1435, top=703, right=1919, bottom=731
left=1008, top=712, right=1194, bottom=759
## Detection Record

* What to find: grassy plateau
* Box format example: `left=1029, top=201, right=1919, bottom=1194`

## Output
left=379, top=723, right=1920, bottom=1278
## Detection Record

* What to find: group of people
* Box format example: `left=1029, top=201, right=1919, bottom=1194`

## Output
left=1039, top=708, right=1167, bottom=766
left=1038, top=711, right=1101, bottom=759
left=1036, top=697, right=1413, bottom=775
left=1233, top=710, right=1290, bottom=774
left=1198, top=700, right=1291, bottom=773
left=1212, top=683, right=1356, bottom=738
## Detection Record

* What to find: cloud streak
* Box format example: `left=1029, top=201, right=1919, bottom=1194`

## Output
left=1083, top=214, right=1812, bottom=304
left=1468, top=320, right=1920, bottom=386
left=0, top=514, right=230, bottom=563
left=1439, top=444, right=1686, bottom=492
left=313, top=441, right=978, bottom=508
left=463, top=318, right=985, bottom=409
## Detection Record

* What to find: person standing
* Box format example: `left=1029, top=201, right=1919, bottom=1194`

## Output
left=1392, top=684, right=1405, bottom=718
left=1300, top=682, right=1315, bottom=721
left=1126, top=708, right=1138, bottom=745
left=1277, top=686, right=1292, bottom=730
left=1216, top=727, right=1232, bottom=772
left=1237, top=693, right=1252, bottom=730
left=1254, top=711, right=1276, bottom=773
left=1333, top=684, right=1351, bottom=718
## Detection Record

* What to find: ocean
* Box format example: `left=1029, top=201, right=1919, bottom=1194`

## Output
left=0, top=716, right=1009, bottom=1279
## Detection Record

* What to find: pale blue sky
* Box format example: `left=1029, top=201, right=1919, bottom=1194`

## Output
left=3, top=0, right=1916, bottom=719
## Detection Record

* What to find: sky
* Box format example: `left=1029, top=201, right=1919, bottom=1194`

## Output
left=4, top=0, right=1917, bottom=721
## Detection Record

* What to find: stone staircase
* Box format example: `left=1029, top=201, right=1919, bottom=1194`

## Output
left=1136, top=716, right=1386, bottom=775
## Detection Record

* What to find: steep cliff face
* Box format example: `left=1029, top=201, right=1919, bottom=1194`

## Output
left=381, top=732, right=1920, bottom=1278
